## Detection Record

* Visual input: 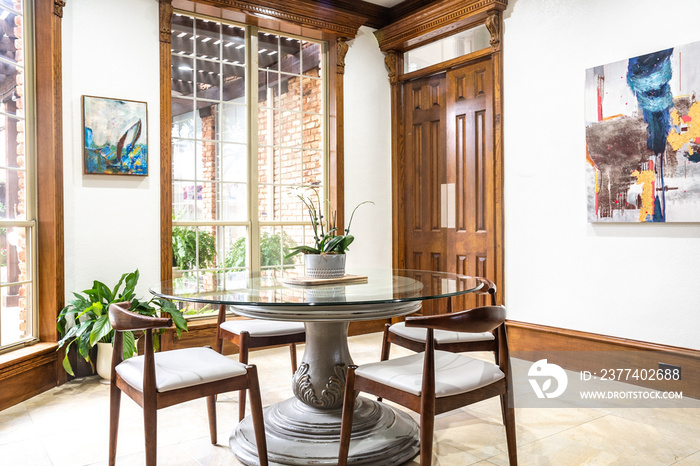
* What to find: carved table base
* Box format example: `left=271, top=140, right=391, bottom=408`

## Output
left=231, top=396, right=419, bottom=465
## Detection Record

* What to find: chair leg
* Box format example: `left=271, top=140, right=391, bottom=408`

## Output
left=501, top=393, right=518, bottom=465
left=108, top=382, right=121, bottom=466
left=206, top=395, right=217, bottom=444
left=378, top=324, right=391, bottom=402
left=289, top=343, right=298, bottom=373
left=238, top=334, right=250, bottom=421
left=144, top=394, right=157, bottom=466
left=247, top=365, right=269, bottom=466
left=338, top=366, right=358, bottom=466
left=419, top=410, right=435, bottom=466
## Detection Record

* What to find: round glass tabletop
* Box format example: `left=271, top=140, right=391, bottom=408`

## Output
left=150, top=268, right=483, bottom=307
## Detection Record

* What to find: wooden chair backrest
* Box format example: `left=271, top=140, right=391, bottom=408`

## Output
left=108, top=301, right=172, bottom=332
left=404, top=305, right=506, bottom=334
left=476, top=277, right=497, bottom=306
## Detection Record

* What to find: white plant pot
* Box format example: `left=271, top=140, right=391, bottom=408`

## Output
left=96, top=342, right=113, bottom=382
left=304, top=253, right=346, bottom=279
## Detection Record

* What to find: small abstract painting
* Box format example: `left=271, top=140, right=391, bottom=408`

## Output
left=585, top=41, right=700, bottom=222
left=83, top=95, right=148, bottom=176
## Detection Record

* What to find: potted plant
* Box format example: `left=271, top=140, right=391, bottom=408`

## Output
left=172, top=225, right=216, bottom=274
left=285, top=187, right=373, bottom=279
left=56, top=269, right=187, bottom=379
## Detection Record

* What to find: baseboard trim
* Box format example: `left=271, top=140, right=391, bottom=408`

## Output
left=506, top=320, right=700, bottom=399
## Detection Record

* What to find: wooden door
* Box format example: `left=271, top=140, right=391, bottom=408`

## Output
left=401, top=58, right=497, bottom=313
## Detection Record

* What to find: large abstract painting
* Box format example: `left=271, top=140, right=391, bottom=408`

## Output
left=83, top=95, right=148, bottom=176
left=585, top=42, right=700, bottom=222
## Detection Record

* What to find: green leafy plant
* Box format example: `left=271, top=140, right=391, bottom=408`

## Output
left=172, top=226, right=216, bottom=270
left=56, top=270, right=187, bottom=376
left=225, top=231, right=298, bottom=268
left=285, top=187, right=373, bottom=258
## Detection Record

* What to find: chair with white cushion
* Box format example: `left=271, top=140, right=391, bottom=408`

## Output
left=214, top=304, right=305, bottom=420
left=338, top=305, right=516, bottom=466
left=380, top=277, right=498, bottom=361
left=108, top=302, right=268, bottom=466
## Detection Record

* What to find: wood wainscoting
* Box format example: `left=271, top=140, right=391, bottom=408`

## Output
left=507, top=321, right=700, bottom=399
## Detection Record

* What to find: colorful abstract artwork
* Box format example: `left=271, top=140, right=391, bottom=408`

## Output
left=83, top=96, right=148, bottom=176
left=585, top=41, right=700, bottom=222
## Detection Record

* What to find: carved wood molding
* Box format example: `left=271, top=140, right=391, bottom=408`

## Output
left=485, top=11, right=501, bottom=52
left=194, top=0, right=366, bottom=37
left=375, top=0, right=508, bottom=52
left=54, top=0, right=66, bottom=17
left=336, top=37, right=348, bottom=75
left=159, top=0, right=173, bottom=44
left=384, top=50, right=398, bottom=85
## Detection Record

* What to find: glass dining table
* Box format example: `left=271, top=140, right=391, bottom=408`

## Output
left=151, top=268, right=483, bottom=466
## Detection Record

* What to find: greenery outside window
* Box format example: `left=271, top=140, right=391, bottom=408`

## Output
left=170, top=12, right=327, bottom=315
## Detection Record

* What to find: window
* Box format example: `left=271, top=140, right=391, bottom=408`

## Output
left=0, top=0, right=36, bottom=351
left=170, top=13, right=327, bottom=298
left=404, top=24, right=490, bottom=73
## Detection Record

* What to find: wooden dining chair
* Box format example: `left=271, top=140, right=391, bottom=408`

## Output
left=214, top=304, right=306, bottom=420
left=108, top=302, right=268, bottom=466
left=339, top=305, right=516, bottom=466
left=380, top=277, right=498, bottom=361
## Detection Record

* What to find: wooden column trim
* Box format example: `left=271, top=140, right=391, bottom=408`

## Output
left=331, top=36, right=348, bottom=232
left=159, top=0, right=173, bottom=282
left=384, top=50, right=404, bottom=268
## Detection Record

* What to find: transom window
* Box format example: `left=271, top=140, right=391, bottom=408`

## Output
left=170, top=13, right=327, bottom=299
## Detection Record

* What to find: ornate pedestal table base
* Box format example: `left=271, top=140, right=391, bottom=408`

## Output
left=231, top=396, right=419, bottom=465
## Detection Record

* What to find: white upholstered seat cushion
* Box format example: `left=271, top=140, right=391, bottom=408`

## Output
left=355, top=350, right=504, bottom=398
left=220, top=319, right=305, bottom=337
left=115, top=347, right=248, bottom=393
left=389, top=322, right=494, bottom=344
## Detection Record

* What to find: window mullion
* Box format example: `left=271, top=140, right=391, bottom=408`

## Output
left=248, top=26, right=261, bottom=276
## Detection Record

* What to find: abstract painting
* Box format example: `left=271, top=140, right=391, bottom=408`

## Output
left=83, top=95, right=148, bottom=176
left=585, top=41, right=700, bottom=222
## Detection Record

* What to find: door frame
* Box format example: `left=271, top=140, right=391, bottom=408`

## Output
left=375, top=0, right=506, bottom=302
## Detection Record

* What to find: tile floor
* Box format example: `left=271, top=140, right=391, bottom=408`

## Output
left=1, top=332, right=699, bottom=465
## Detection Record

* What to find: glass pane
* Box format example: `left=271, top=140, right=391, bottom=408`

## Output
left=0, top=1, right=21, bottom=12
left=172, top=14, right=194, bottom=56
left=222, top=64, right=245, bottom=103
left=196, top=182, right=216, bottom=221
left=258, top=32, right=279, bottom=71
left=0, top=63, right=22, bottom=115
left=282, top=225, right=305, bottom=267
left=280, top=76, right=301, bottom=111
left=257, top=146, right=276, bottom=186
left=195, top=18, right=221, bottom=60
left=258, top=107, right=278, bottom=147
left=172, top=181, right=195, bottom=220
left=0, top=283, right=30, bottom=347
left=279, top=183, right=303, bottom=221
left=302, top=114, right=322, bottom=149
left=172, top=98, right=194, bottom=139
left=195, top=101, right=218, bottom=141
left=196, top=141, right=217, bottom=181
left=260, top=226, right=283, bottom=267
left=172, top=55, right=194, bottom=97
left=404, top=24, right=490, bottom=73
left=0, top=8, right=22, bottom=65
left=221, top=103, right=246, bottom=143
left=221, top=142, right=246, bottom=182
left=221, top=225, right=247, bottom=268
left=222, top=24, right=245, bottom=64
left=258, top=69, right=278, bottom=108
left=280, top=111, right=302, bottom=148
left=0, top=115, right=22, bottom=168
left=221, top=182, right=247, bottom=221
left=302, top=41, right=322, bottom=77
left=302, top=77, right=323, bottom=114
left=197, top=226, right=217, bottom=269
left=279, top=149, right=302, bottom=186
left=258, top=183, right=273, bottom=221
left=0, top=168, right=25, bottom=220
left=0, top=226, right=28, bottom=283
left=172, top=139, right=195, bottom=180
left=196, top=59, right=220, bottom=100
left=280, top=37, right=301, bottom=75
left=303, top=150, right=323, bottom=186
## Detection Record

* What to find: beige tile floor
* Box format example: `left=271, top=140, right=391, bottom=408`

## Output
left=1, top=332, right=700, bottom=465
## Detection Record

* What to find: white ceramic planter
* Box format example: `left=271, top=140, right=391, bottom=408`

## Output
left=304, top=253, right=346, bottom=279
left=96, top=342, right=113, bottom=382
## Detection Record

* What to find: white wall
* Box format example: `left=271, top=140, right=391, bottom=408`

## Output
left=62, top=0, right=162, bottom=300
left=343, top=27, right=393, bottom=270
left=503, top=0, right=700, bottom=349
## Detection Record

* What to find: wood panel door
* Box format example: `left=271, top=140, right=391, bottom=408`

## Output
left=401, top=58, right=497, bottom=314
